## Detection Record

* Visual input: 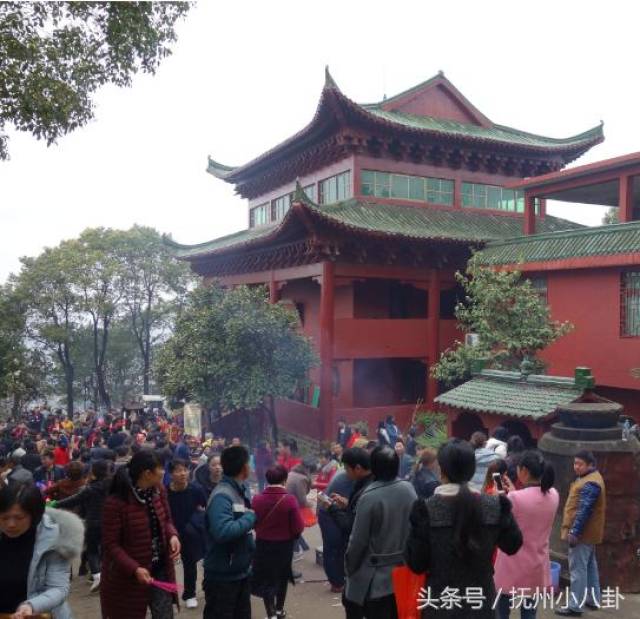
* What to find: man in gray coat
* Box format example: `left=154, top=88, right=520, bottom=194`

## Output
left=344, top=445, right=417, bottom=618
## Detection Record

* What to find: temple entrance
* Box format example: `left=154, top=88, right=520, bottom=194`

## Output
left=451, top=412, right=487, bottom=440
left=501, top=419, right=535, bottom=447
left=353, top=358, right=426, bottom=408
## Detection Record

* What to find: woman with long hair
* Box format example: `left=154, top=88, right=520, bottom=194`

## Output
left=0, top=482, right=84, bottom=619
left=100, top=450, right=181, bottom=619
left=494, top=450, right=559, bottom=618
left=405, top=438, right=523, bottom=617
left=251, top=464, right=304, bottom=619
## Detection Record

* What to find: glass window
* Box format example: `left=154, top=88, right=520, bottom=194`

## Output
left=250, top=203, right=270, bottom=227
left=461, top=183, right=538, bottom=213
left=319, top=171, right=352, bottom=204
left=361, top=170, right=453, bottom=205
left=303, top=184, right=316, bottom=202
left=621, top=272, right=640, bottom=336
left=272, top=194, right=291, bottom=221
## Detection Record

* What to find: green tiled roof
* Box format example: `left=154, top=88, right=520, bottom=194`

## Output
left=166, top=198, right=583, bottom=259
left=435, top=370, right=581, bottom=420
left=361, top=108, right=603, bottom=151
left=477, top=220, right=640, bottom=266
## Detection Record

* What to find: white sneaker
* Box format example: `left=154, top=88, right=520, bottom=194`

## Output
left=89, top=573, right=100, bottom=592
left=185, top=598, right=198, bottom=609
left=292, top=549, right=304, bottom=562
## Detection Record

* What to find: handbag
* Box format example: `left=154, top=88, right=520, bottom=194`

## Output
left=300, top=506, right=317, bottom=528
left=392, top=565, right=427, bottom=619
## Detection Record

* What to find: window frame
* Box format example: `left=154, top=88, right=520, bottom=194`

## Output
left=360, top=169, right=453, bottom=205
left=620, top=271, right=640, bottom=337
left=319, top=170, right=352, bottom=205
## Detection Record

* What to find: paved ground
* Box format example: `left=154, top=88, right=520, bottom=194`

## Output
left=68, top=523, right=640, bottom=618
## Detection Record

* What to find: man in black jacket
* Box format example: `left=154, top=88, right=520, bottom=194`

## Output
left=323, top=447, right=373, bottom=619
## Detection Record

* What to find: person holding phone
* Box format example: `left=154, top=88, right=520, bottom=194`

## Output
left=494, top=450, right=559, bottom=618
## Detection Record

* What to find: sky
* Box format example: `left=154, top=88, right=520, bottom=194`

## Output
left=2, top=0, right=640, bottom=283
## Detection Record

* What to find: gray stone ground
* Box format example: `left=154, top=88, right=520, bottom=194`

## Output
left=68, top=521, right=640, bottom=618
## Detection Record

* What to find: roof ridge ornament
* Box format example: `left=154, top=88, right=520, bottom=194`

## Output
left=324, top=65, right=340, bottom=91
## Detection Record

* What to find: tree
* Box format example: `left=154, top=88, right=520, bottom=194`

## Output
left=602, top=207, right=618, bottom=225
left=155, top=284, right=318, bottom=443
left=432, top=256, right=573, bottom=387
left=0, top=1, right=189, bottom=159
left=0, top=283, right=48, bottom=418
left=13, top=244, right=81, bottom=414
left=119, top=226, right=191, bottom=394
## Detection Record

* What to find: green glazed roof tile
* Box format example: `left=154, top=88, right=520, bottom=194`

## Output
left=361, top=108, right=604, bottom=151
left=166, top=198, right=583, bottom=259
left=435, top=371, right=581, bottom=420
left=477, top=220, right=640, bottom=266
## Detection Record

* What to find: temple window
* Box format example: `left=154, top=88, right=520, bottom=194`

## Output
left=303, top=184, right=316, bottom=202
left=272, top=194, right=291, bottom=221
left=361, top=170, right=454, bottom=205
left=461, top=182, right=540, bottom=214
left=621, top=272, right=640, bottom=336
left=319, top=171, right=351, bottom=204
left=527, top=276, right=548, bottom=303
left=249, top=202, right=270, bottom=227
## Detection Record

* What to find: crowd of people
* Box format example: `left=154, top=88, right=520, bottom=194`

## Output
left=0, top=407, right=608, bottom=619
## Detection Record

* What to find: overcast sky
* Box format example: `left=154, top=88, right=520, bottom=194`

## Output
left=1, top=0, right=639, bottom=283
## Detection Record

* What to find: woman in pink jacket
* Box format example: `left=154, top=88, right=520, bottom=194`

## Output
left=494, top=450, right=559, bottom=618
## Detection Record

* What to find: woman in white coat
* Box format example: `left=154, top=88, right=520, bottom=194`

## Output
left=0, top=482, right=84, bottom=619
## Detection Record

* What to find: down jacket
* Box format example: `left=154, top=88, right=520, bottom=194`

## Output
left=100, top=485, right=179, bottom=619
left=21, top=507, right=84, bottom=619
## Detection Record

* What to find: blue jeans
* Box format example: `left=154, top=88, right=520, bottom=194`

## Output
left=568, top=543, right=601, bottom=612
left=497, top=594, right=537, bottom=619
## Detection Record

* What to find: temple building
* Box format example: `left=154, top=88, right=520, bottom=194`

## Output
left=168, top=69, right=604, bottom=441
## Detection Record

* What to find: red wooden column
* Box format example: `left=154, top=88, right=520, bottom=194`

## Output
left=523, top=192, right=536, bottom=235
left=619, top=175, right=634, bottom=223
left=268, top=274, right=279, bottom=303
left=427, top=268, right=440, bottom=407
left=319, top=261, right=335, bottom=440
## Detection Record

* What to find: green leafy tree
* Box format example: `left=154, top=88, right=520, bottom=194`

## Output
left=432, top=256, right=573, bottom=386
left=0, top=284, right=48, bottom=418
left=119, top=226, right=191, bottom=395
left=0, top=1, right=189, bottom=159
left=13, top=244, right=81, bottom=414
left=155, top=284, right=318, bottom=443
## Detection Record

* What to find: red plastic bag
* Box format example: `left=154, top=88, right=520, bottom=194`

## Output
left=392, top=566, right=427, bottom=619
left=300, top=506, right=317, bottom=527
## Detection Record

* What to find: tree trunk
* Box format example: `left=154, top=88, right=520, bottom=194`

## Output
left=65, top=364, right=74, bottom=416
left=265, top=397, right=279, bottom=446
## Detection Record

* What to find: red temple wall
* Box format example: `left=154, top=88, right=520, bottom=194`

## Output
left=540, top=267, right=640, bottom=414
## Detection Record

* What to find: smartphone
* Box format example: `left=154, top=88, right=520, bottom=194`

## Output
left=492, top=472, right=505, bottom=493
left=318, top=492, right=333, bottom=504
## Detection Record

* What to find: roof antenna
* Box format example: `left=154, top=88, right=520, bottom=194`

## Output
left=382, top=65, right=387, bottom=101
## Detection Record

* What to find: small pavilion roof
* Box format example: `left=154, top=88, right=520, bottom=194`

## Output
left=435, top=369, right=582, bottom=421
left=207, top=69, right=603, bottom=184
left=476, top=220, right=640, bottom=268
left=166, top=188, right=583, bottom=261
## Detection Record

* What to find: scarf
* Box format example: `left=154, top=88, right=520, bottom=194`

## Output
left=135, top=486, right=164, bottom=566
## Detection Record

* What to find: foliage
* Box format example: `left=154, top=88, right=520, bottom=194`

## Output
left=415, top=410, right=449, bottom=450
left=155, top=284, right=318, bottom=439
left=0, top=1, right=189, bottom=159
left=432, top=256, right=573, bottom=386
left=602, top=207, right=618, bottom=225
left=0, top=284, right=48, bottom=418
left=9, top=225, right=189, bottom=412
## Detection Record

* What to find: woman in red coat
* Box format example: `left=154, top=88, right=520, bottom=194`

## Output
left=251, top=464, right=305, bottom=619
left=100, top=450, right=181, bottom=619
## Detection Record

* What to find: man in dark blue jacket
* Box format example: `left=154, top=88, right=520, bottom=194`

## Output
left=203, top=445, right=256, bottom=619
